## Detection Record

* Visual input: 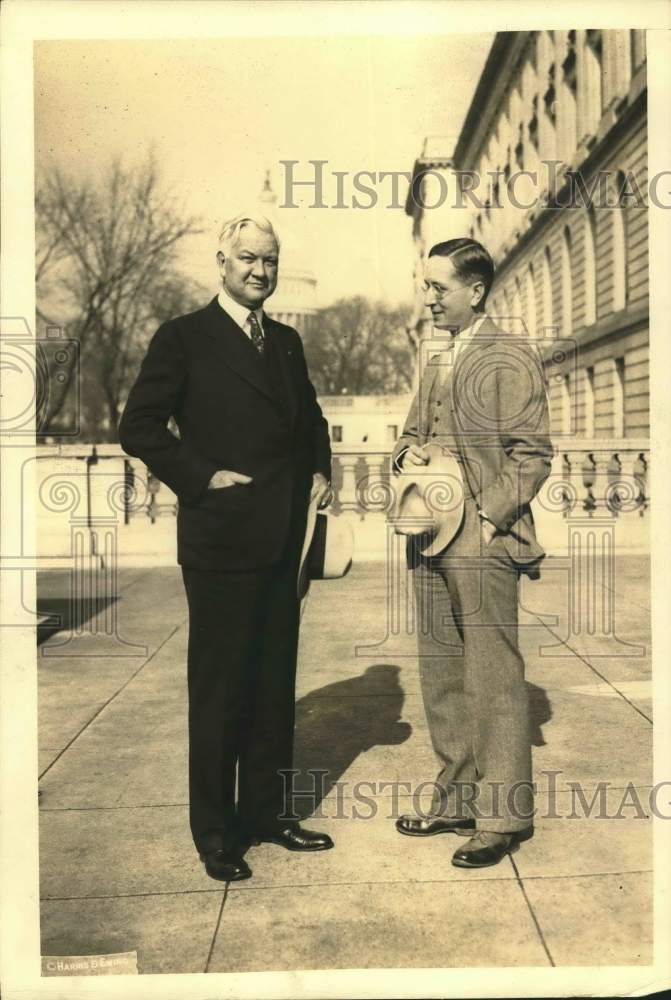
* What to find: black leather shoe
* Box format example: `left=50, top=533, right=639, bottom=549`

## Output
left=199, top=849, right=252, bottom=881
left=396, top=814, right=475, bottom=837
left=253, top=825, right=334, bottom=852
left=451, top=827, right=533, bottom=869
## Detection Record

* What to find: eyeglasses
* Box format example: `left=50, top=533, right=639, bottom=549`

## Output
left=422, top=282, right=468, bottom=302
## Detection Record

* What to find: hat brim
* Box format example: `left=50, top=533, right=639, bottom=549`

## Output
left=298, top=495, right=319, bottom=600
left=389, top=445, right=466, bottom=557
left=417, top=502, right=465, bottom=556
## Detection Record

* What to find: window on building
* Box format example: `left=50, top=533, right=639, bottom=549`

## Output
left=525, top=265, right=537, bottom=339
left=585, top=29, right=604, bottom=121
left=501, top=288, right=510, bottom=324
left=331, top=425, right=343, bottom=443
left=612, top=170, right=628, bottom=312
left=583, top=208, right=597, bottom=326
left=514, top=123, right=525, bottom=170
left=386, top=424, right=398, bottom=445
left=631, top=30, right=646, bottom=73
left=492, top=175, right=501, bottom=210
left=561, top=372, right=572, bottom=436
left=584, top=366, right=595, bottom=437
left=543, top=62, right=556, bottom=125
left=561, top=225, right=573, bottom=337
left=528, top=95, right=539, bottom=153
left=563, top=30, right=577, bottom=93
left=504, top=152, right=511, bottom=182
left=613, top=357, right=625, bottom=437
left=511, top=281, right=522, bottom=336
left=541, top=247, right=554, bottom=338
left=561, top=30, right=578, bottom=156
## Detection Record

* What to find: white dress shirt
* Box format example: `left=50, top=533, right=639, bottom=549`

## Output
left=217, top=287, right=265, bottom=340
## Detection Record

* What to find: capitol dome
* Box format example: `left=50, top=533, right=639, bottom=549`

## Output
left=257, top=171, right=318, bottom=336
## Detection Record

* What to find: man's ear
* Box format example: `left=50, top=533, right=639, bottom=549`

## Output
left=216, top=251, right=225, bottom=267
left=470, top=281, right=485, bottom=310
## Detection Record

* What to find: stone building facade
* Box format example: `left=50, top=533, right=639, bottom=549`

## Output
left=405, top=30, right=649, bottom=445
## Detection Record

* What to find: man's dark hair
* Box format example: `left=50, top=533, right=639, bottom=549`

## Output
left=428, top=238, right=495, bottom=312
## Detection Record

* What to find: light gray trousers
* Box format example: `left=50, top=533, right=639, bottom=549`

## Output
left=412, top=498, right=533, bottom=833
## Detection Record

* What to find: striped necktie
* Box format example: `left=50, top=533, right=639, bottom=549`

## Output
left=247, top=311, right=264, bottom=355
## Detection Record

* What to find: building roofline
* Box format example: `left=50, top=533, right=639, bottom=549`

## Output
left=404, top=155, right=454, bottom=216
left=452, top=32, right=530, bottom=171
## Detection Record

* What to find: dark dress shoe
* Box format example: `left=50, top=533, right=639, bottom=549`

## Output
left=396, top=814, right=475, bottom=837
left=199, top=849, right=252, bottom=882
left=254, top=825, right=334, bottom=852
left=451, top=827, right=533, bottom=869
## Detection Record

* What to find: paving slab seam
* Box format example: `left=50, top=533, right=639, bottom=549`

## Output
left=41, top=888, right=228, bottom=901
left=530, top=615, right=652, bottom=725
left=204, top=888, right=229, bottom=974
left=39, top=868, right=655, bottom=904
left=116, top=568, right=165, bottom=597
left=39, top=865, right=654, bottom=905
left=601, top=576, right=651, bottom=615
left=510, top=855, right=555, bottom=967
left=209, top=874, right=521, bottom=892
left=40, top=803, right=191, bottom=812
left=517, top=867, right=653, bottom=881
left=38, top=621, right=185, bottom=780
left=38, top=782, right=656, bottom=811
left=291, top=693, right=423, bottom=701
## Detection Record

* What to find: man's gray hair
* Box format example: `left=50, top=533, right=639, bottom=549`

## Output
left=218, top=213, right=280, bottom=255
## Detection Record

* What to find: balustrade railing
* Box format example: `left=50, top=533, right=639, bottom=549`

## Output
left=548, top=440, right=649, bottom=518
left=33, top=439, right=649, bottom=531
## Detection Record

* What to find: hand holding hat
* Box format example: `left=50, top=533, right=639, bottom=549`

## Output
left=388, top=443, right=466, bottom=557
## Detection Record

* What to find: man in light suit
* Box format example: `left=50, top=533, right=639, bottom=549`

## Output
left=392, top=238, right=553, bottom=868
left=119, top=214, right=333, bottom=882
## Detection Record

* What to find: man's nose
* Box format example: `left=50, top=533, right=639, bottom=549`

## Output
left=251, top=258, right=265, bottom=277
left=424, top=286, right=437, bottom=306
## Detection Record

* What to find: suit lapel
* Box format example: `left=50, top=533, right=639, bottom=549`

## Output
left=454, top=315, right=498, bottom=368
left=203, top=297, right=277, bottom=403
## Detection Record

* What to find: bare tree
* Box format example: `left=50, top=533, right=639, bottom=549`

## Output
left=35, top=155, right=203, bottom=439
left=303, top=297, right=414, bottom=396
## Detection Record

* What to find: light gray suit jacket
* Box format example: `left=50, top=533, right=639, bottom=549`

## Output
left=392, top=316, right=554, bottom=568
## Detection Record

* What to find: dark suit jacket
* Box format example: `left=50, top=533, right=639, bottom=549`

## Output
left=392, top=316, right=554, bottom=568
left=118, top=296, right=331, bottom=571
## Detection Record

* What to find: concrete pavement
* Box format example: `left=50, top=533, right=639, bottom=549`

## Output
left=37, top=554, right=653, bottom=972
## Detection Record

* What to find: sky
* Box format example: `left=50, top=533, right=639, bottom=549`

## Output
left=34, top=34, right=493, bottom=307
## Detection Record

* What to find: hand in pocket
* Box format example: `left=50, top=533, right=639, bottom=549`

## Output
left=208, top=470, right=253, bottom=490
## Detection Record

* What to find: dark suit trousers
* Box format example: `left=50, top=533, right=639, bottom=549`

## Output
left=181, top=515, right=304, bottom=854
left=412, top=497, right=533, bottom=833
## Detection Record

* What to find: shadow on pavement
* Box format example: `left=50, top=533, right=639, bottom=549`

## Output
left=291, top=663, right=412, bottom=818
left=289, top=669, right=553, bottom=818
left=36, top=595, right=119, bottom=646
left=527, top=682, right=552, bottom=746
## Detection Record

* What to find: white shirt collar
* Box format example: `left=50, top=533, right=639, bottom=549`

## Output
left=218, top=287, right=264, bottom=334
left=427, top=313, right=488, bottom=355
left=450, top=312, right=488, bottom=348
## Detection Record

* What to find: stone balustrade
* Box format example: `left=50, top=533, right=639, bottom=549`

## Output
left=31, top=439, right=649, bottom=568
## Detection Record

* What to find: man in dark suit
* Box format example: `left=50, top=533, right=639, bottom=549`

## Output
left=392, top=238, right=553, bottom=868
left=119, top=214, right=333, bottom=882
